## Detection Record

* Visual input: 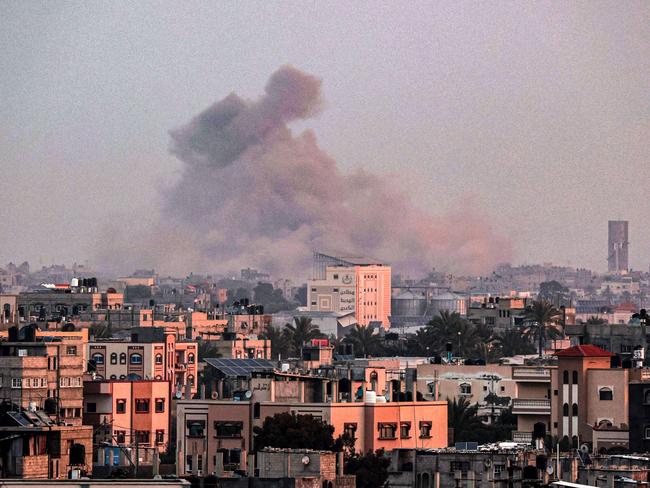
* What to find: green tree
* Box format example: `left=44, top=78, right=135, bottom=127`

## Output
left=493, top=330, right=536, bottom=357
left=344, top=324, right=383, bottom=358
left=285, top=317, right=321, bottom=356
left=523, top=300, right=564, bottom=358
left=261, top=325, right=290, bottom=360
left=426, top=311, right=480, bottom=358
left=586, top=316, right=607, bottom=325
left=448, top=397, right=484, bottom=442
left=538, top=280, right=569, bottom=304
left=293, top=285, right=307, bottom=306
left=253, top=412, right=336, bottom=452
left=345, top=449, right=390, bottom=488
left=197, top=339, right=221, bottom=362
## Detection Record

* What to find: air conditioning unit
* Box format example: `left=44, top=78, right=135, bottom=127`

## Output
left=211, top=391, right=218, bottom=400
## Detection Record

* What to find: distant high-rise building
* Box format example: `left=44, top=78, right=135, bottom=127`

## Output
left=608, top=220, right=629, bottom=273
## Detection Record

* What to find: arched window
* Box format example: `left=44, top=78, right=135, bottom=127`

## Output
left=155, top=354, right=163, bottom=365
left=119, top=353, right=127, bottom=364
left=572, top=403, right=578, bottom=416
left=459, top=383, right=472, bottom=395
left=92, top=353, right=104, bottom=365
left=188, top=353, right=195, bottom=364
left=110, top=353, right=117, bottom=365
left=572, top=436, right=579, bottom=448
left=563, top=371, right=569, bottom=384
left=572, top=371, right=578, bottom=384
left=370, top=371, right=378, bottom=391
left=188, top=375, right=195, bottom=387
left=130, top=353, right=142, bottom=365
left=563, top=403, right=569, bottom=416
left=599, top=387, right=613, bottom=400
left=110, top=375, right=117, bottom=380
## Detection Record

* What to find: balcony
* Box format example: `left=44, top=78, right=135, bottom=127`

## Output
left=512, top=431, right=533, bottom=443
left=511, top=398, right=551, bottom=415
left=512, top=367, right=551, bottom=382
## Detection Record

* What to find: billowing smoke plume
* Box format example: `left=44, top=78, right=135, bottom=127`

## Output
left=103, top=66, right=510, bottom=277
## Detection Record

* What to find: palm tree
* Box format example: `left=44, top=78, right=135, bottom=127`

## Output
left=493, top=330, right=536, bottom=357
left=523, top=300, right=564, bottom=358
left=261, top=325, right=291, bottom=360
left=427, top=311, right=480, bottom=358
left=448, top=397, right=483, bottom=442
left=344, top=324, right=382, bottom=358
left=586, top=316, right=607, bottom=326
left=197, top=339, right=221, bottom=362
left=284, top=317, right=321, bottom=356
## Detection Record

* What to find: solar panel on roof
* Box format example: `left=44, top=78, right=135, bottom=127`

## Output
left=205, top=358, right=274, bottom=377
left=7, top=412, right=32, bottom=427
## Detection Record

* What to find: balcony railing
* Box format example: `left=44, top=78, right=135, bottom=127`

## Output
left=512, top=367, right=551, bottom=382
left=511, top=398, right=551, bottom=415
left=512, top=431, right=533, bottom=443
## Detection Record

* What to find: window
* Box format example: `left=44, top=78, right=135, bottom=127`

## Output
left=450, top=461, right=470, bottom=475
left=572, top=403, right=578, bottom=416
left=66, top=346, right=77, bottom=356
left=188, top=375, right=195, bottom=387
left=116, top=399, right=126, bottom=414
left=130, top=353, right=142, bottom=365
left=186, top=455, right=193, bottom=473
left=344, top=423, right=358, bottom=439
left=119, top=353, right=126, bottom=365
left=115, top=430, right=126, bottom=443
left=572, top=371, right=578, bottom=384
left=563, top=370, right=569, bottom=384
left=92, top=353, right=104, bottom=365
left=645, top=427, right=650, bottom=440
left=135, top=399, right=150, bottom=413
left=155, top=429, right=165, bottom=444
left=155, top=354, right=163, bottom=365
left=253, top=402, right=260, bottom=419
left=621, top=344, right=632, bottom=353
left=333, top=288, right=339, bottom=293
left=187, top=420, right=206, bottom=437
left=110, top=353, right=117, bottom=365
left=459, top=383, right=471, bottom=395
left=155, top=398, right=165, bottom=413
left=599, top=387, right=613, bottom=401
left=86, top=403, right=97, bottom=413
left=188, top=353, right=195, bottom=364
left=494, top=464, right=504, bottom=476
left=378, top=422, right=397, bottom=439
left=11, top=378, right=22, bottom=388
left=563, top=403, right=569, bottom=416
left=644, top=390, right=650, bottom=405
left=214, top=421, right=243, bottom=438
left=135, top=430, right=150, bottom=445
left=400, top=422, right=411, bottom=438
left=419, top=421, right=432, bottom=438
left=333, top=275, right=338, bottom=280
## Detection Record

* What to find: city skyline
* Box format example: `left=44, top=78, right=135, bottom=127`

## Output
left=2, top=2, right=649, bottom=275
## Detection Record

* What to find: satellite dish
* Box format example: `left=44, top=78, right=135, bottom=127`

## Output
left=484, top=458, right=492, bottom=468
left=175, top=390, right=182, bottom=399
left=301, top=455, right=310, bottom=465
left=546, top=465, right=554, bottom=475
left=244, top=390, right=253, bottom=400
left=580, top=444, right=590, bottom=454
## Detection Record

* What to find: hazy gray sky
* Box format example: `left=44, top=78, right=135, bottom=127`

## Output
left=1, top=1, right=649, bottom=275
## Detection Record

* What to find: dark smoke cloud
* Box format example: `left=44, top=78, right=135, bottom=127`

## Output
left=103, top=65, right=510, bottom=277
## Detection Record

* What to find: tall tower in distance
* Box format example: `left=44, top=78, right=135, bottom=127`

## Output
left=608, top=220, right=629, bottom=273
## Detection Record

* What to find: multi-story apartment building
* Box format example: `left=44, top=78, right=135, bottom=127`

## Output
left=308, top=253, right=391, bottom=328
left=83, top=379, right=170, bottom=452
left=467, top=297, right=528, bottom=331
left=176, top=398, right=447, bottom=476
left=87, top=327, right=198, bottom=396
left=0, top=325, right=93, bottom=479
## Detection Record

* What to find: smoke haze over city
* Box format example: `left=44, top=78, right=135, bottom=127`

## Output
left=1, top=2, right=649, bottom=276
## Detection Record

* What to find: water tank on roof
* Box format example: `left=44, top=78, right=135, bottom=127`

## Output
left=365, top=390, right=377, bottom=403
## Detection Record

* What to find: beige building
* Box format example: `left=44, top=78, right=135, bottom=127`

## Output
left=308, top=256, right=391, bottom=328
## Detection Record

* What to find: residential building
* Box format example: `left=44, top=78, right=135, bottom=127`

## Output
left=87, top=326, right=198, bottom=396
left=467, top=297, right=528, bottom=332
left=176, top=398, right=447, bottom=475
left=83, top=379, right=171, bottom=453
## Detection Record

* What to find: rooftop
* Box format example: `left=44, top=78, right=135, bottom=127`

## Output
left=556, top=344, right=614, bottom=358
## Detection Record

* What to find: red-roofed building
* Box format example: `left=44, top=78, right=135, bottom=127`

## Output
left=554, top=344, right=628, bottom=452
